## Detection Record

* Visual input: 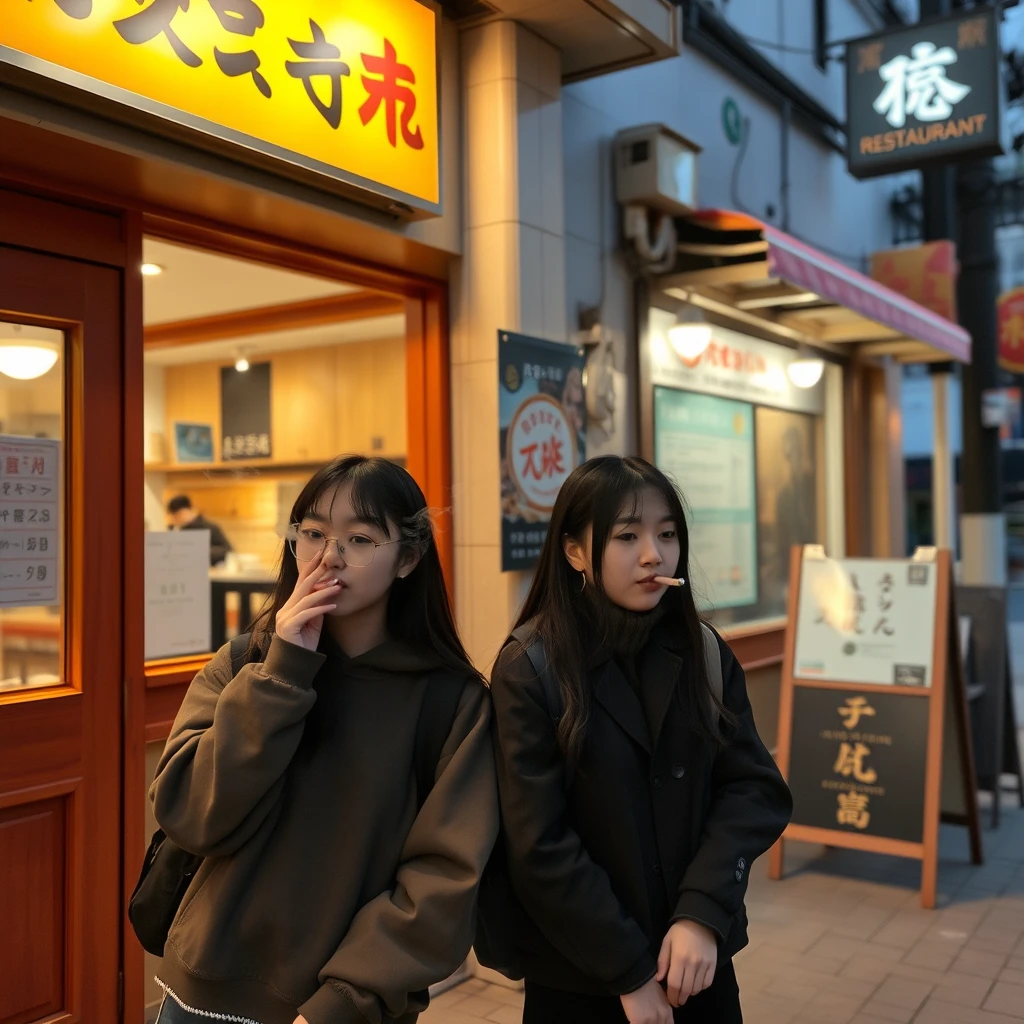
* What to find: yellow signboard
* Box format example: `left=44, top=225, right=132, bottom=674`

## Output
left=0, top=0, right=439, bottom=211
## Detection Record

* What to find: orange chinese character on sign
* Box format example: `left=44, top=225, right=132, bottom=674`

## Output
left=1004, top=313, right=1024, bottom=352
left=519, top=435, right=566, bottom=481
left=958, top=17, right=987, bottom=50
left=838, top=696, right=876, bottom=730
left=837, top=791, right=871, bottom=829
left=359, top=38, right=424, bottom=149
left=858, top=42, right=884, bottom=73
left=833, top=742, right=878, bottom=784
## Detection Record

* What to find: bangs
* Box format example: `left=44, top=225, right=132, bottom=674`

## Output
left=586, top=459, right=687, bottom=572
left=294, top=459, right=408, bottom=538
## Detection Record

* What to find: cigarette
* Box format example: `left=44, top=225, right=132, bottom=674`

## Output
left=653, top=576, right=686, bottom=587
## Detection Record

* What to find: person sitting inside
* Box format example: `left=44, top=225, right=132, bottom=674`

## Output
left=167, top=495, right=234, bottom=567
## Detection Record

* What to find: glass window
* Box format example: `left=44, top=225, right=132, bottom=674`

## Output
left=0, top=322, right=64, bottom=692
left=141, top=239, right=407, bottom=660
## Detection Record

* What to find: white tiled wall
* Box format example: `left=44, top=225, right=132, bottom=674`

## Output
left=451, top=21, right=571, bottom=670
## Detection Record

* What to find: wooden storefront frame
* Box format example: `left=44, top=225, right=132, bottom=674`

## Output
left=1, top=163, right=453, bottom=1024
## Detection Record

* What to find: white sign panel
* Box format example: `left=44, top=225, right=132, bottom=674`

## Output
left=793, top=554, right=937, bottom=687
left=649, top=308, right=825, bottom=415
left=145, top=530, right=211, bottom=660
left=0, top=436, right=60, bottom=608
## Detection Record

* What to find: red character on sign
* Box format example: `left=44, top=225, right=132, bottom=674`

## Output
left=519, top=435, right=565, bottom=481
left=359, top=39, right=424, bottom=150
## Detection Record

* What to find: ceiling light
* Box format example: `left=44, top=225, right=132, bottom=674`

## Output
left=141, top=263, right=164, bottom=276
left=668, top=322, right=713, bottom=362
left=787, top=352, right=825, bottom=389
left=235, top=355, right=250, bottom=372
left=0, top=341, right=60, bottom=380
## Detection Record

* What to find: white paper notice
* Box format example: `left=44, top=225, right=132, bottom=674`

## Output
left=0, top=437, right=60, bottom=608
left=793, top=556, right=938, bottom=687
left=145, top=530, right=212, bottom=659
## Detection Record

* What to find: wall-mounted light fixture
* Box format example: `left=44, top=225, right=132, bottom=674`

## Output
left=787, top=347, right=825, bottom=389
left=0, top=325, right=60, bottom=380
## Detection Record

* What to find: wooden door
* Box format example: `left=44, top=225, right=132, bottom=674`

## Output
left=0, top=232, right=124, bottom=1022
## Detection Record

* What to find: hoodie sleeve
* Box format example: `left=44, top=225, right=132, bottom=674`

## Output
left=487, top=647, right=657, bottom=996
left=672, top=635, right=793, bottom=941
left=150, top=635, right=325, bottom=857
left=297, top=678, right=499, bottom=1024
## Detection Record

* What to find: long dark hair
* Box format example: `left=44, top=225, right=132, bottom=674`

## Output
left=249, top=456, right=482, bottom=683
left=515, top=456, right=730, bottom=762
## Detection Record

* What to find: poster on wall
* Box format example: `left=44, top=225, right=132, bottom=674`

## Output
left=145, top=530, right=211, bottom=660
left=0, top=436, right=60, bottom=609
left=221, top=362, right=272, bottom=461
left=793, top=552, right=938, bottom=687
left=755, top=407, right=819, bottom=618
left=653, top=387, right=757, bottom=609
left=499, top=331, right=586, bottom=572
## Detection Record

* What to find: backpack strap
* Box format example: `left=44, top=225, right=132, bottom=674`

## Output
left=229, top=632, right=255, bottom=677
left=700, top=622, right=724, bottom=726
left=414, top=671, right=466, bottom=809
left=510, top=625, right=562, bottom=724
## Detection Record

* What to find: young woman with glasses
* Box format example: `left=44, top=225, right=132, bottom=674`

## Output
left=149, top=455, right=498, bottom=1024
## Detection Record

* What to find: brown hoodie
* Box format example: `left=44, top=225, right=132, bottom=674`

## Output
left=151, top=633, right=498, bottom=1024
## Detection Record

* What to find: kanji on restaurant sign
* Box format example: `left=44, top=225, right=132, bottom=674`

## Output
left=0, top=0, right=440, bottom=211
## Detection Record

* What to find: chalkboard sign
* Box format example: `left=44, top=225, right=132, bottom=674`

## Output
left=221, top=362, right=272, bottom=461
left=769, top=546, right=982, bottom=909
left=787, top=687, right=929, bottom=844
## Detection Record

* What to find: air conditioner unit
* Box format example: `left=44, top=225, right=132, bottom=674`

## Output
left=614, top=124, right=701, bottom=216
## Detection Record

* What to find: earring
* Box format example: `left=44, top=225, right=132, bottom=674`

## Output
left=579, top=571, right=587, bottom=593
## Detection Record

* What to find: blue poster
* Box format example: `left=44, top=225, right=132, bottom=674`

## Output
left=653, top=387, right=757, bottom=609
left=499, top=331, right=586, bottom=572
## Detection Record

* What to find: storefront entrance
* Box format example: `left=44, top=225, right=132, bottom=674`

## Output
left=0, top=191, right=128, bottom=1022
left=0, top=180, right=451, bottom=1023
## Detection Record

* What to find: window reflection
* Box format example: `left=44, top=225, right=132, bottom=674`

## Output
left=0, top=322, right=64, bottom=692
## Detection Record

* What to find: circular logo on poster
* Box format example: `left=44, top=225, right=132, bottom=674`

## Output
left=507, top=394, right=577, bottom=513
left=504, top=363, right=521, bottom=392
left=843, top=642, right=857, bottom=656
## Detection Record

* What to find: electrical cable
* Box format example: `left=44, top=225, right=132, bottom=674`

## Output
left=730, top=115, right=869, bottom=270
left=729, top=116, right=753, bottom=215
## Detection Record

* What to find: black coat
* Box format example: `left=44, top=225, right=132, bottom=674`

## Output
left=489, top=619, right=793, bottom=997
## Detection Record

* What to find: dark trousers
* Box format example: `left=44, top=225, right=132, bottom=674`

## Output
left=523, top=961, right=742, bottom=1024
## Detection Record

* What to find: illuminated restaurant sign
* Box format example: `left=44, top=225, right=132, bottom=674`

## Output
left=0, top=0, right=440, bottom=213
left=845, top=7, right=1002, bottom=180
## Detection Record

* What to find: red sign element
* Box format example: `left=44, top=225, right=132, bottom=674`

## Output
left=507, top=395, right=576, bottom=513
left=998, top=286, right=1024, bottom=374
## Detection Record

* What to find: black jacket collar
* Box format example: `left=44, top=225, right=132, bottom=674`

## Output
left=590, top=619, right=687, bottom=755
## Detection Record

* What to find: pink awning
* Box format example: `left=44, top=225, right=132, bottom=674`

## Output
left=764, top=226, right=971, bottom=363
left=660, top=211, right=972, bottom=365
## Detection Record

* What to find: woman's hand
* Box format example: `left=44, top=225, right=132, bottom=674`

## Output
left=619, top=977, right=673, bottom=1024
left=656, top=920, right=718, bottom=1007
left=275, top=550, right=340, bottom=651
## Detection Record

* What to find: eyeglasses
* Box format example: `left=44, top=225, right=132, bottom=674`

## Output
left=285, top=524, right=400, bottom=568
